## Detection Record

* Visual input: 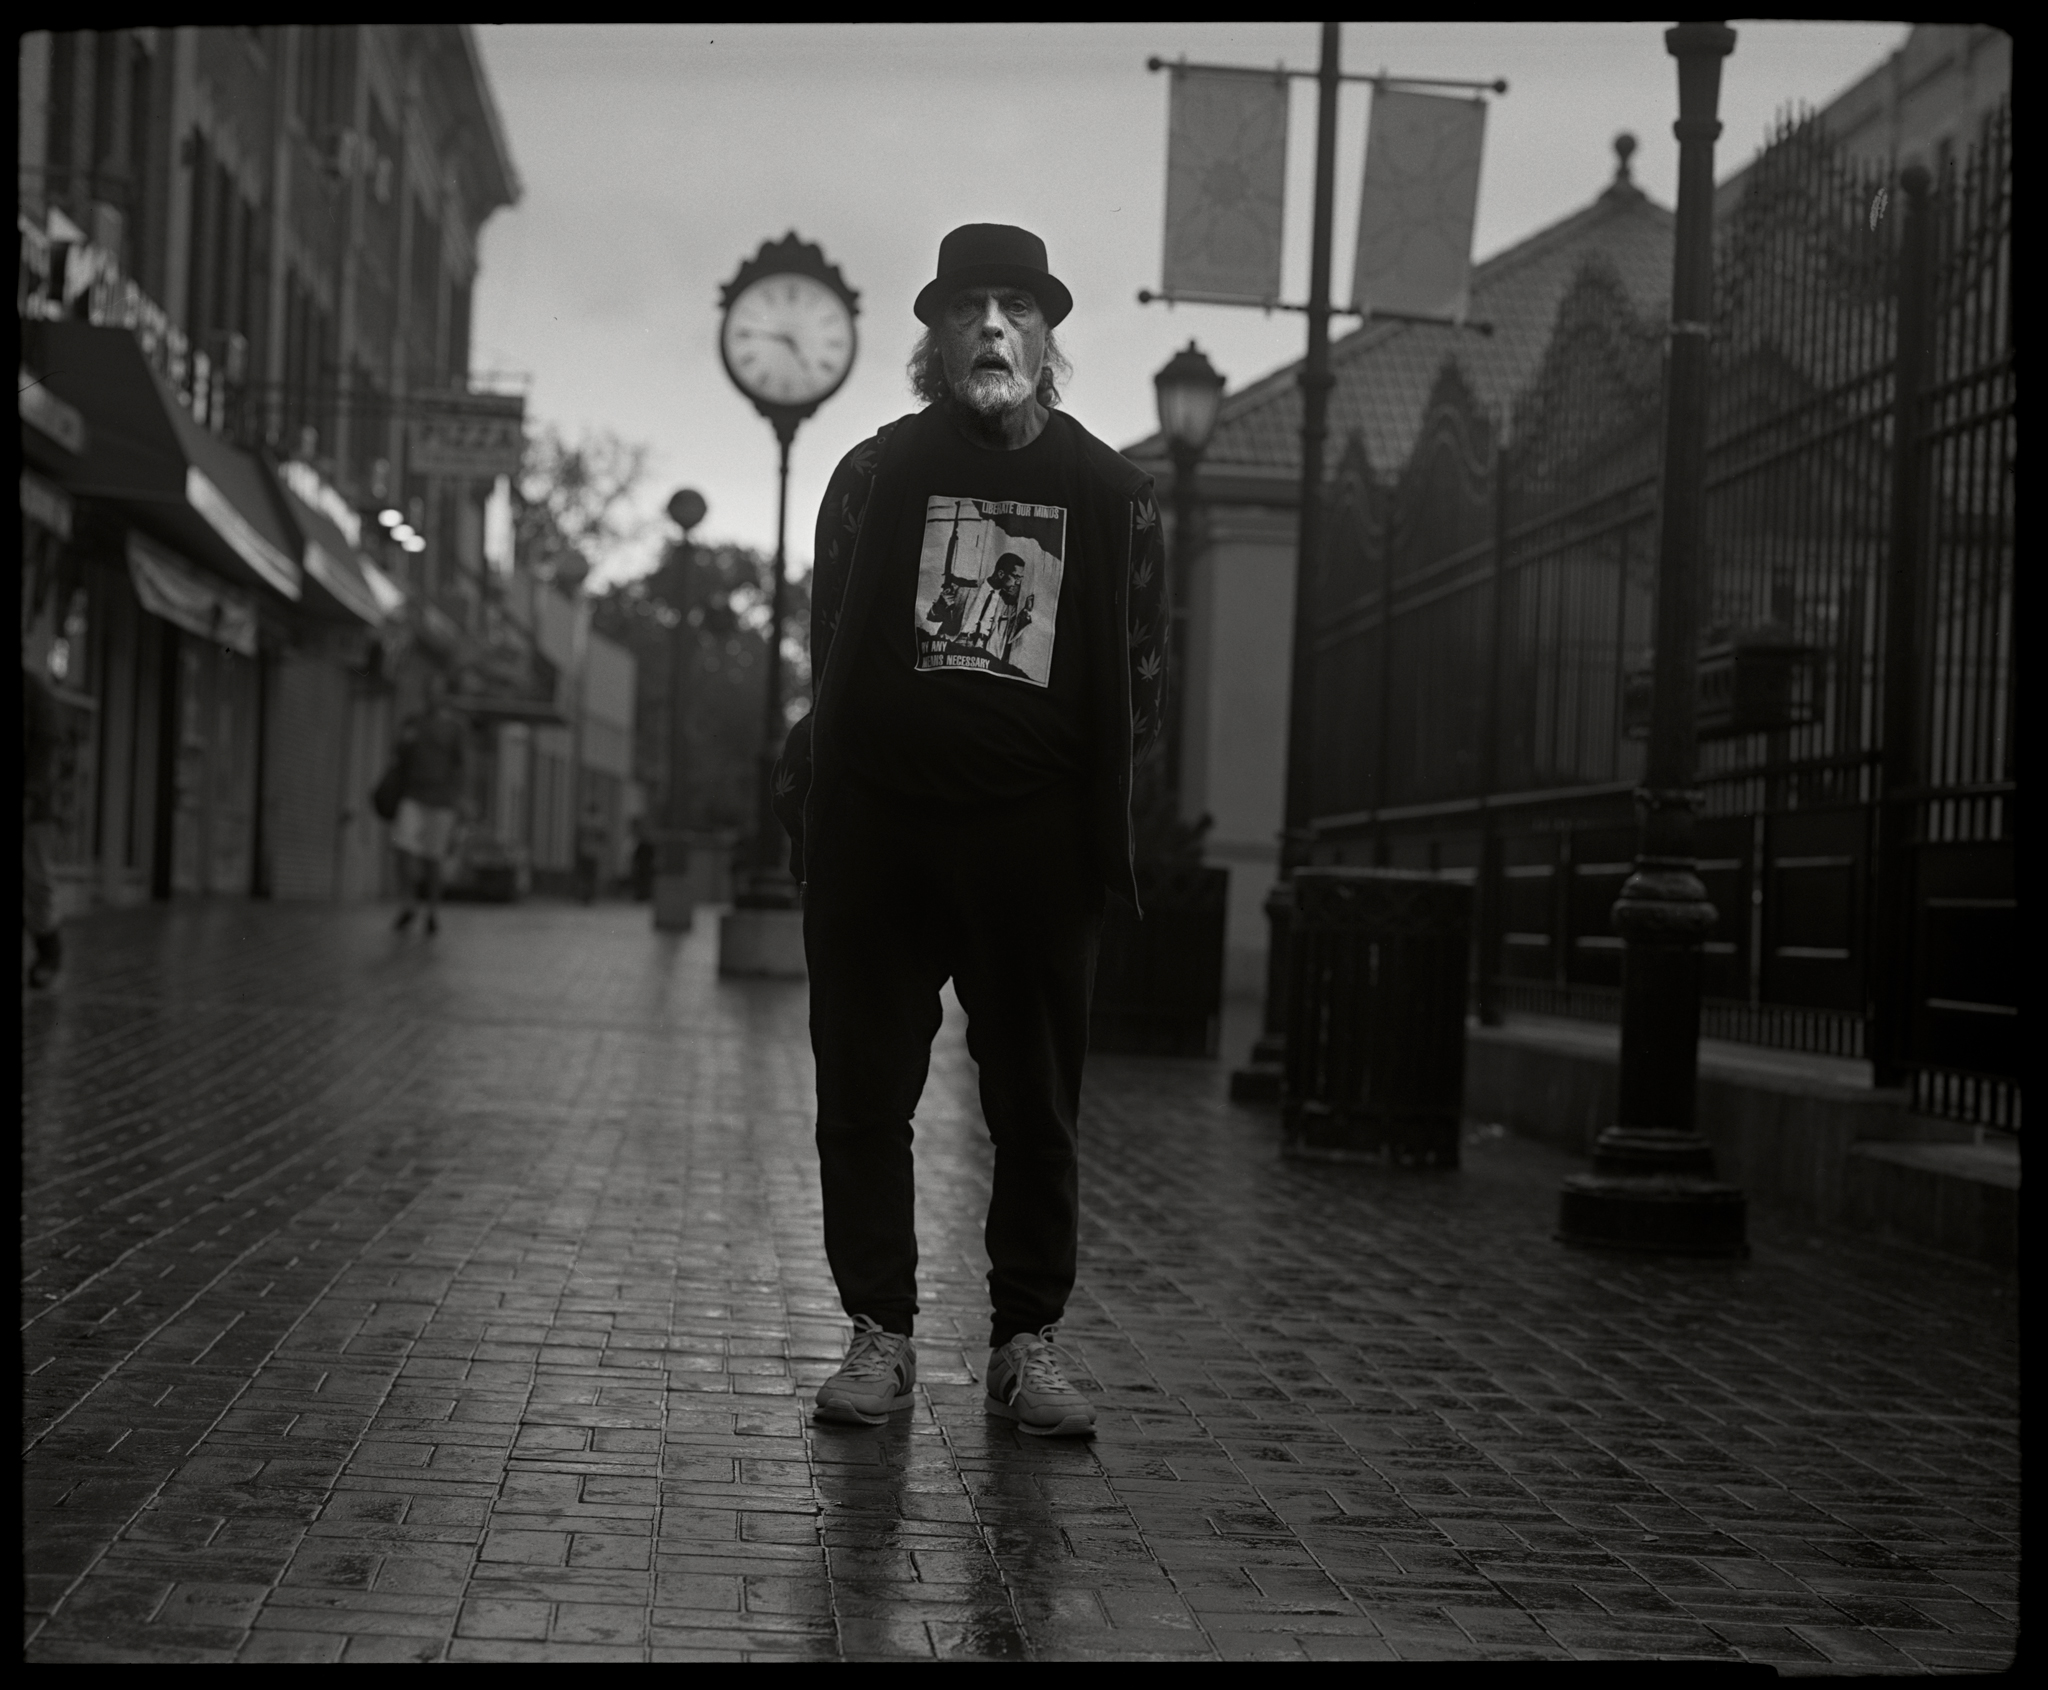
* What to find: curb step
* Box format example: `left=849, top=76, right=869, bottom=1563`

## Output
left=1464, top=1015, right=2018, bottom=1270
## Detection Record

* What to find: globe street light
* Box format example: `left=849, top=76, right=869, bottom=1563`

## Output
left=653, top=487, right=707, bottom=932
left=1153, top=340, right=1225, bottom=807
left=1154, top=339, right=1226, bottom=460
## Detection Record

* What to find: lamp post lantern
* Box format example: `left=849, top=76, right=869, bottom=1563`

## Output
left=1556, top=20, right=1747, bottom=1256
left=1153, top=340, right=1225, bottom=806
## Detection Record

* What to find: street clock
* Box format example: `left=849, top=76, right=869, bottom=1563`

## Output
left=718, top=233, right=859, bottom=442
left=714, top=233, right=859, bottom=909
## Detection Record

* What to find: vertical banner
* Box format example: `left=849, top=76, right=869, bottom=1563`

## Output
left=1350, top=89, right=1487, bottom=321
left=1162, top=66, right=1289, bottom=304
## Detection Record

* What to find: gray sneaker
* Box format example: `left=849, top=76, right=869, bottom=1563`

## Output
left=986, top=1325, right=1096, bottom=1438
left=814, top=1315, right=916, bottom=1426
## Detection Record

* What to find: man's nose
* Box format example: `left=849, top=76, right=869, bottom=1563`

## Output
left=978, top=298, right=1008, bottom=336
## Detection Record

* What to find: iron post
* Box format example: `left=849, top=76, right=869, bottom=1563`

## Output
left=1151, top=338, right=1225, bottom=809
left=654, top=488, right=705, bottom=932
left=1557, top=20, right=1747, bottom=1256
left=1475, top=441, right=1512, bottom=1026
left=666, top=568, right=691, bottom=834
left=654, top=603, right=694, bottom=929
left=740, top=425, right=798, bottom=908
left=1166, top=440, right=1200, bottom=806
left=1871, top=164, right=1933, bottom=1086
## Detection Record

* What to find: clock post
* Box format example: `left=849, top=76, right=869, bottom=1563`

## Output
left=714, top=233, right=859, bottom=976
left=747, top=418, right=798, bottom=911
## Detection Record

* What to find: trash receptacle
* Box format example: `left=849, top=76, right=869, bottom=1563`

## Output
left=1283, top=867, right=1471, bottom=1165
left=1090, top=863, right=1229, bottom=1056
left=682, top=829, right=738, bottom=907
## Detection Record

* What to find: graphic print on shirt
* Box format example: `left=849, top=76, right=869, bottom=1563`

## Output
left=913, top=496, right=1067, bottom=687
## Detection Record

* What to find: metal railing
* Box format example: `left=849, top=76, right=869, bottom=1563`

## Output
left=1305, top=103, right=2016, bottom=1129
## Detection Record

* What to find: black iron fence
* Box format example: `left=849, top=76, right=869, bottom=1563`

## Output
left=1305, top=103, right=2016, bottom=1130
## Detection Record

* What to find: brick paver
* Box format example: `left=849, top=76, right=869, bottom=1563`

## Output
left=22, top=902, right=2019, bottom=1664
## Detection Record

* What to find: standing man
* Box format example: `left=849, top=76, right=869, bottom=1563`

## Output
left=961, top=552, right=1030, bottom=662
left=390, top=673, right=468, bottom=936
left=773, top=224, right=1168, bottom=1438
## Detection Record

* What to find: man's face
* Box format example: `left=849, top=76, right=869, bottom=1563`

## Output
left=939, top=286, right=1047, bottom=419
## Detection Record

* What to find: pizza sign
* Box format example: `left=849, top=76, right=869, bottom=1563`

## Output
left=407, top=393, right=526, bottom=479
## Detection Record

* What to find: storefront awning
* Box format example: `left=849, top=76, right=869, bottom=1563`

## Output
left=458, top=693, right=571, bottom=727
left=449, top=620, right=566, bottom=726
left=276, top=476, right=402, bottom=628
left=21, top=468, right=74, bottom=540
left=20, top=362, right=89, bottom=474
left=35, top=322, right=302, bottom=604
left=127, top=530, right=259, bottom=657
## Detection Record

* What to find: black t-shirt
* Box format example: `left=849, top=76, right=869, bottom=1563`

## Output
left=838, top=406, right=1096, bottom=806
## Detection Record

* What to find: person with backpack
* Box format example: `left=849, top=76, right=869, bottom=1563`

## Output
left=574, top=799, right=610, bottom=905
left=385, top=674, right=469, bottom=936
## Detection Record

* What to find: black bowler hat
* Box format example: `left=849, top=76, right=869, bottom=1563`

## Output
left=914, top=223, right=1073, bottom=327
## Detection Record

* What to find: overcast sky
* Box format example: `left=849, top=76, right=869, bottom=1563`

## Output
left=471, top=21, right=1909, bottom=585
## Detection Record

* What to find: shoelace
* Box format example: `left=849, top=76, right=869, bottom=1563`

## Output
left=1006, top=1324, right=1081, bottom=1399
left=839, top=1314, right=908, bottom=1382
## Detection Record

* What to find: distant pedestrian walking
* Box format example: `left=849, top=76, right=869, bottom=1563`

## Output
left=630, top=816, right=656, bottom=902
left=385, top=674, right=469, bottom=936
left=22, top=661, right=67, bottom=988
left=574, top=800, right=610, bottom=905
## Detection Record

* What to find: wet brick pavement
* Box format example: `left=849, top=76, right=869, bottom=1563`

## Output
left=21, top=902, right=2020, bottom=1665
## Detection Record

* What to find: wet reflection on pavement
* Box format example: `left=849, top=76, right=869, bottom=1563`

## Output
left=21, top=902, right=2020, bottom=1664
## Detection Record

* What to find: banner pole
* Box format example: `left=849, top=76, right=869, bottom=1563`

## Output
left=1231, top=19, right=1341, bottom=1101
left=1281, top=20, right=1340, bottom=875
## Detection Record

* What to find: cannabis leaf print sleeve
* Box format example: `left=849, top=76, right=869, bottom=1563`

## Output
left=1126, top=486, right=1169, bottom=759
left=809, top=422, right=895, bottom=688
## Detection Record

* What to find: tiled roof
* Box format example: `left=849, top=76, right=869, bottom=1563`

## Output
left=1125, top=173, right=1675, bottom=480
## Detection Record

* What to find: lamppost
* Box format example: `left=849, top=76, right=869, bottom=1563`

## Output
left=653, top=486, right=707, bottom=932
left=1556, top=21, right=1746, bottom=1256
left=1152, top=341, right=1226, bottom=806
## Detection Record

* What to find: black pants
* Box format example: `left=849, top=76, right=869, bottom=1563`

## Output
left=804, top=778, right=1102, bottom=1349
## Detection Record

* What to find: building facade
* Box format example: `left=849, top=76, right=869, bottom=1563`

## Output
left=1714, top=23, right=2010, bottom=216
left=19, top=29, right=632, bottom=915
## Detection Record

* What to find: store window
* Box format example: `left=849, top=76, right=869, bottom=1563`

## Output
left=25, top=575, right=102, bottom=872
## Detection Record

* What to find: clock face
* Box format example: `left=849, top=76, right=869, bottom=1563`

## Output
left=721, top=272, right=856, bottom=409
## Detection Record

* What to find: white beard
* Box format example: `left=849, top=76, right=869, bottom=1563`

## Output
left=954, top=363, right=1035, bottom=417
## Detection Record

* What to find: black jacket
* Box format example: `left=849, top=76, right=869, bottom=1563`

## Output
left=774, top=405, right=1168, bottom=911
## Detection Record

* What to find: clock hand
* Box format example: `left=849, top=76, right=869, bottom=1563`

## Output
left=768, top=333, right=815, bottom=377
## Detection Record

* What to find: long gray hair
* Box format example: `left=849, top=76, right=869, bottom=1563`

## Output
left=907, top=328, right=1071, bottom=409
